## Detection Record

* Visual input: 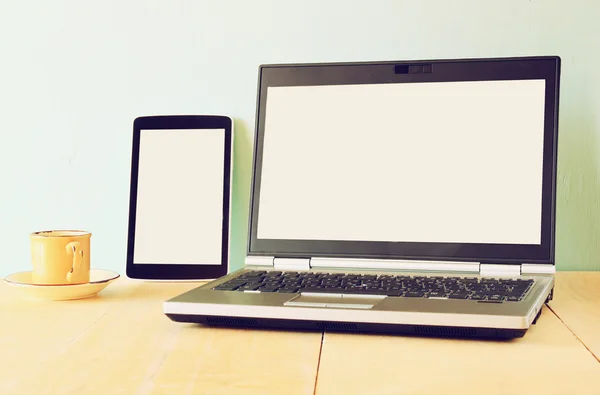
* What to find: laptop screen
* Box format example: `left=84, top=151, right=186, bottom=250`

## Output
left=249, top=57, right=560, bottom=264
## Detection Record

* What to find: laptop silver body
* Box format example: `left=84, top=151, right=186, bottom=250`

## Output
left=165, top=56, right=561, bottom=338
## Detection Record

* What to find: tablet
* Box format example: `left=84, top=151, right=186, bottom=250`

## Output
left=126, top=115, right=233, bottom=280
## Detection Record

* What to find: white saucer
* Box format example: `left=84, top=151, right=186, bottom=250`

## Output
left=4, top=269, right=120, bottom=301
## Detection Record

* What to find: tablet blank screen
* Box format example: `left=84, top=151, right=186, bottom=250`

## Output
left=133, top=129, right=225, bottom=265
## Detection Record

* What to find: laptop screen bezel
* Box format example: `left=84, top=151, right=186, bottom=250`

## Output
left=247, top=56, right=560, bottom=265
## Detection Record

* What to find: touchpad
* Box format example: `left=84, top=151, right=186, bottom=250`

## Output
left=284, top=293, right=386, bottom=309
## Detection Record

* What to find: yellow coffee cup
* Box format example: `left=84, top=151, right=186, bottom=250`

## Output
left=30, top=230, right=92, bottom=285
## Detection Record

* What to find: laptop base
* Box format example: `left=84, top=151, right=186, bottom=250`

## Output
left=166, top=313, right=528, bottom=339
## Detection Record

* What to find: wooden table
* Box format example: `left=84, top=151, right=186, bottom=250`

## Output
left=2, top=273, right=599, bottom=395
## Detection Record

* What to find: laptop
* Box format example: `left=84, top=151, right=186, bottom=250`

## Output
left=164, top=56, right=561, bottom=339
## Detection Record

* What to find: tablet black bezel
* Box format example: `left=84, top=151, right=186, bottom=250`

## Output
left=126, top=115, right=232, bottom=280
left=247, top=56, right=560, bottom=265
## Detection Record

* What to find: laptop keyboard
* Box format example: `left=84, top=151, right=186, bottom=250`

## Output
left=213, top=271, right=534, bottom=302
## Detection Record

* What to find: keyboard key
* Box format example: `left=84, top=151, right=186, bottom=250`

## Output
left=237, top=275, right=264, bottom=282
left=449, top=293, right=469, bottom=299
left=427, top=291, right=446, bottom=298
left=277, top=287, right=299, bottom=293
left=214, top=284, right=243, bottom=291
left=237, top=284, right=262, bottom=291
left=386, top=290, right=404, bottom=297
left=301, top=287, right=340, bottom=294
left=404, top=291, right=425, bottom=298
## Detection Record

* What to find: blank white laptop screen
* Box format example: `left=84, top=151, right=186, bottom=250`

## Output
left=134, top=129, right=225, bottom=264
left=257, top=80, right=546, bottom=245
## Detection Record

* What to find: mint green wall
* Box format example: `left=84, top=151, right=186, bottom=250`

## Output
left=0, top=0, right=598, bottom=276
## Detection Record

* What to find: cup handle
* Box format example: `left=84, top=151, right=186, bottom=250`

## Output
left=65, top=241, right=84, bottom=283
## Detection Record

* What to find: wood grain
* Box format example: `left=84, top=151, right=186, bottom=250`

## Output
left=316, top=305, right=600, bottom=395
left=0, top=279, right=322, bottom=395
left=550, top=272, right=600, bottom=360
left=4, top=274, right=600, bottom=395
left=0, top=277, right=142, bottom=394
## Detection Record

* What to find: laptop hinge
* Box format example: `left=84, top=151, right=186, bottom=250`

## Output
left=310, top=257, right=480, bottom=273
left=274, top=258, right=311, bottom=271
left=245, top=256, right=275, bottom=267
left=479, top=263, right=521, bottom=277
left=521, top=264, right=556, bottom=275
